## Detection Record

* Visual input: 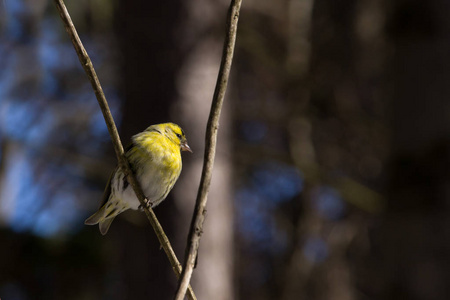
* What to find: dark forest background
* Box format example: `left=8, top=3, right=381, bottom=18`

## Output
left=1, top=0, right=449, bottom=299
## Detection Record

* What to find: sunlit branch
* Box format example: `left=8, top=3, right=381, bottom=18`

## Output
left=52, top=1, right=196, bottom=299
left=173, top=0, right=243, bottom=299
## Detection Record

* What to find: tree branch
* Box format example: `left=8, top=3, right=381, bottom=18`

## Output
left=173, top=1, right=243, bottom=299
left=52, top=1, right=196, bottom=299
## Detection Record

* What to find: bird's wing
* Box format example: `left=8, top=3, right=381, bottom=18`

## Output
left=99, top=168, right=115, bottom=208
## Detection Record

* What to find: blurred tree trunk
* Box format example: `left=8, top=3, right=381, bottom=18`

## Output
left=173, top=1, right=234, bottom=299
left=112, top=0, right=234, bottom=299
left=111, top=0, right=184, bottom=299
left=298, top=0, right=362, bottom=299
left=375, top=1, right=450, bottom=299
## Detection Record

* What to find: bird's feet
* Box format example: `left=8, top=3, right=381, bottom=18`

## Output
left=139, top=198, right=152, bottom=211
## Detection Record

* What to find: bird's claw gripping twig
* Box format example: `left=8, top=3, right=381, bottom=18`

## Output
left=139, top=198, right=152, bottom=211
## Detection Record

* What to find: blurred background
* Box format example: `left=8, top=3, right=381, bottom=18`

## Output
left=1, top=0, right=450, bottom=299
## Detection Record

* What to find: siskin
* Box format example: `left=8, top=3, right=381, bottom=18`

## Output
left=85, top=122, right=192, bottom=235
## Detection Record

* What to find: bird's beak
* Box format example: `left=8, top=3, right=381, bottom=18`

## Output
left=181, top=141, right=193, bottom=153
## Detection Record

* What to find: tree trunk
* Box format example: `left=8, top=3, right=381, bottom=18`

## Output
left=173, top=1, right=235, bottom=299
left=376, top=1, right=450, bottom=299
left=113, top=0, right=184, bottom=298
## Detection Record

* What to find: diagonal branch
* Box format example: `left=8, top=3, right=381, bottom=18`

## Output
left=173, top=0, right=243, bottom=299
left=52, top=1, right=196, bottom=299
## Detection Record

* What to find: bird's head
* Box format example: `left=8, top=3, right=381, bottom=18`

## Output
left=154, top=123, right=193, bottom=153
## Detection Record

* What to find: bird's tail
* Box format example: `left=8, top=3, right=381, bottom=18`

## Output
left=85, top=202, right=122, bottom=235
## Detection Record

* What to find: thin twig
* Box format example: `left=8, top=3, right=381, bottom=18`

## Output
left=52, top=1, right=196, bottom=299
left=173, top=1, right=243, bottom=299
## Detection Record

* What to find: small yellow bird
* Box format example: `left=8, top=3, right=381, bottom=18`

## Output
left=85, top=122, right=192, bottom=235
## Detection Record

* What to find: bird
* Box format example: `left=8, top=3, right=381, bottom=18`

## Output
left=84, top=122, right=192, bottom=235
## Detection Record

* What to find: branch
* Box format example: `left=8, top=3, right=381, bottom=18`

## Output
left=173, top=0, right=243, bottom=299
left=52, top=1, right=196, bottom=299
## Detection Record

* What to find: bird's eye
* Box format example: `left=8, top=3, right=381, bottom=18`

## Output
left=176, top=133, right=182, bottom=139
